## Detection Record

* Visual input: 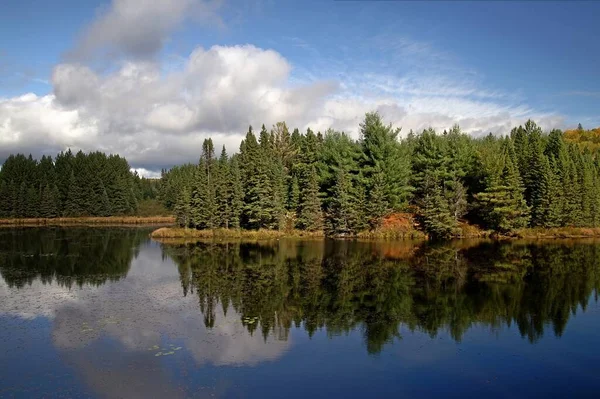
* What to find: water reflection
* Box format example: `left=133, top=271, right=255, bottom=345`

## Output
left=1, top=229, right=600, bottom=397
left=0, top=228, right=146, bottom=288
left=165, top=239, right=600, bottom=351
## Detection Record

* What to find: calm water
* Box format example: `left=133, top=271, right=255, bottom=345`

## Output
left=1, top=228, right=600, bottom=398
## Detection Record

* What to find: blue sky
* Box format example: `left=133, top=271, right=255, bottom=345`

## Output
left=1, top=0, right=599, bottom=173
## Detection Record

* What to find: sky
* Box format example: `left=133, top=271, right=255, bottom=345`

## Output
left=1, top=0, right=599, bottom=176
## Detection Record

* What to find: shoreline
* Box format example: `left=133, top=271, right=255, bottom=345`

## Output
left=150, top=226, right=600, bottom=243
left=0, top=216, right=175, bottom=227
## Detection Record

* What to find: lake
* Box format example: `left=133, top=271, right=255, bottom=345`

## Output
left=1, top=228, right=599, bottom=398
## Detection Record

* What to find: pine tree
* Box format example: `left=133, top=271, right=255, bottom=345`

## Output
left=541, top=158, right=563, bottom=227
left=297, top=165, right=323, bottom=231
left=366, top=170, right=388, bottom=229
left=26, top=184, right=40, bottom=218
left=0, top=180, right=13, bottom=217
left=216, top=146, right=233, bottom=228
left=91, top=179, right=111, bottom=216
left=65, top=171, right=85, bottom=216
left=40, top=184, right=59, bottom=218
left=15, top=181, right=28, bottom=218
left=287, top=174, right=300, bottom=212
left=229, top=155, right=244, bottom=229
left=326, top=169, right=351, bottom=235
left=417, top=173, right=457, bottom=239
left=190, top=160, right=213, bottom=229
left=174, top=186, right=192, bottom=227
left=360, top=112, right=411, bottom=213
left=475, top=154, right=530, bottom=233
left=525, top=124, right=549, bottom=226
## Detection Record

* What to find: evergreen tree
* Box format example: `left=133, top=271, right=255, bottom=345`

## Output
left=475, top=153, right=530, bottom=233
left=216, top=146, right=232, bottom=228
left=174, top=186, right=192, bottom=227
left=40, top=184, right=59, bottom=218
left=524, top=123, right=549, bottom=226
left=65, top=171, right=85, bottom=217
left=366, top=170, right=388, bottom=229
left=297, top=165, right=323, bottom=231
left=417, top=173, right=457, bottom=239
left=229, top=155, right=244, bottom=229
left=360, top=112, right=411, bottom=214
left=26, top=184, right=40, bottom=218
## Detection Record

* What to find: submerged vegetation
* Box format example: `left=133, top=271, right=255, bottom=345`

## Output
left=159, top=114, right=600, bottom=239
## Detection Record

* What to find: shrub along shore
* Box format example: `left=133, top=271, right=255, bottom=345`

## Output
left=150, top=225, right=600, bottom=242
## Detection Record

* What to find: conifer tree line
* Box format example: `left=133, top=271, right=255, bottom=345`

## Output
left=0, top=150, right=145, bottom=218
left=159, top=113, right=600, bottom=238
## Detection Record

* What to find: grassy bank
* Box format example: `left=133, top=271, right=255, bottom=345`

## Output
left=150, top=227, right=324, bottom=242
left=515, top=227, right=600, bottom=239
left=151, top=225, right=600, bottom=243
left=0, top=216, right=175, bottom=227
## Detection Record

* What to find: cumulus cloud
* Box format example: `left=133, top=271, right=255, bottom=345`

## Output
left=68, top=0, right=223, bottom=61
left=0, top=41, right=563, bottom=175
left=0, top=2, right=566, bottom=176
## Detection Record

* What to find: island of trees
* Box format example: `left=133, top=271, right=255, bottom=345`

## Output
left=1, top=113, right=599, bottom=238
left=158, top=114, right=600, bottom=238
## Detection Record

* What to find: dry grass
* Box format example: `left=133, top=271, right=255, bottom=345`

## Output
left=150, top=227, right=324, bottom=242
left=150, top=223, right=600, bottom=243
left=515, top=227, right=600, bottom=239
left=456, top=221, right=491, bottom=238
left=0, top=216, right=175, bottom=227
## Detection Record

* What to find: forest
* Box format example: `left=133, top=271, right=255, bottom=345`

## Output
left=0, top=150, right=158, bottom=218
left=1, top=114, right=599, bottom=239
left=158, top=114, right=600, bottom=238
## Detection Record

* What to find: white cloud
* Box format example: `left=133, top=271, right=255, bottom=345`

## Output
left=68, top=0, right=224, bottom=61
left=0, top=10, right=566, bottom=174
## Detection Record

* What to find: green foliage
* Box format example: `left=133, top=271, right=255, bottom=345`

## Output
left=0, top=150, right=142, bottom=218
left=296, top=166, right=323, bottom=231
left=475, top=150, right=530, bottom=233
left=119, top=114, right=600, bottom=238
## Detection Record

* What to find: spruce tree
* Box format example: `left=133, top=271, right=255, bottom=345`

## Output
left=417, top=173, right=457, bottom=239
left=40, top=184, right=59, bottom=218
left=216, top=146, right=232, bottom=228
left=475, top=154, right=530, bottom=233
left=297, top=165, right=323, bottom=231
left=366, top=170, right=388, bottom=229
left=525, top=124, right=549, bottom=226
left=360, top=112, right=411, bottom=213
left=174, top=186, right=192, bottom=227
left=26, top=184, right=40, bottom=218
left=229, top=155, right=244, bottom=229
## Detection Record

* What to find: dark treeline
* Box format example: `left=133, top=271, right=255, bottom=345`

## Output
left=159, top=114, right=600, bottom=238
left=0, top=228, right=146, bottom=288
left=164, top=239, right=600, bottom=353
left=0, top=150, right=156, bottom=218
